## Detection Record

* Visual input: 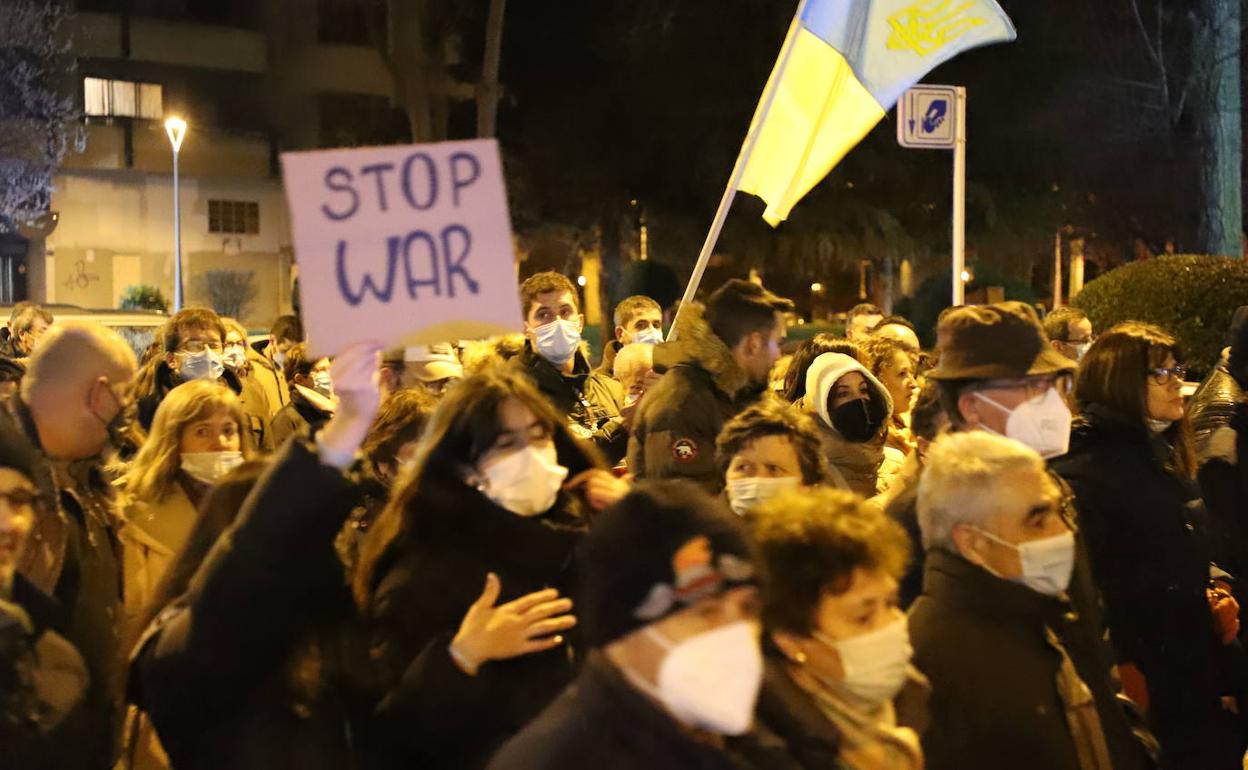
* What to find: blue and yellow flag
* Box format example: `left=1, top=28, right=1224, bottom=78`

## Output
left=738, top=0, right=1016, bottom=226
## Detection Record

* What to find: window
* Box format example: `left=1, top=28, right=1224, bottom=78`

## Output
left=317, top=0, right=385, bottom=45
left=208, top=201, right=260, bottom=235
left=83, top=77, right=163, bottom=119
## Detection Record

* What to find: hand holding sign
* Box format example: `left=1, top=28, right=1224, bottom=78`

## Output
left=282, top=139, right=522, bottom=358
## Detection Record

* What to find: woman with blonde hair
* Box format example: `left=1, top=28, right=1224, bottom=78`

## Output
left=119, top=380, right=253, bottom=639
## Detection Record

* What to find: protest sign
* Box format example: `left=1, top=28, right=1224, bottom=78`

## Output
left=281, top=138, right=522, bottom=357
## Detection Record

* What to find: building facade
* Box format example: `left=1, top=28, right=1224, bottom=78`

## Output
left=41, top=0, right=407, bottom=328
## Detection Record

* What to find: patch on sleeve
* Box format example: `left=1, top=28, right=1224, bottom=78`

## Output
left=671, top=438, right=699, bottom=464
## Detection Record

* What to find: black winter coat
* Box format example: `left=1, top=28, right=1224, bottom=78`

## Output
left=270, top=386, right=333, bottom=448
left=132, top=439, right=372, bottom=770
left=909, top=549, right=1154, bottom=770
left=364, top=476, right=591, bottom=769
left=488, top=653, right=794, bottom=770
left=628, top=308, right=761, bottom=491
left=513, top=343, right=627, bottom=463
left=1051, top=405, right=1244, bottom=768
left=1189, top=363, right=1248, bottom=579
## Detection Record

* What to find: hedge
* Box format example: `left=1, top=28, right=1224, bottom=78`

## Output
left=1072, top=255, right=1248, bottom=378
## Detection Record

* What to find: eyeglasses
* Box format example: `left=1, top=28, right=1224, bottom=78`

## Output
left=1148, top=365, right=1188, bottom=385
left=181, top=340, right=224, bottom=354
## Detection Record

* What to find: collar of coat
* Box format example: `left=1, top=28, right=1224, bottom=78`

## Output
left=149, top=360, right=244, bottom=399
left=921, top=548, right=1069, bottom=624
left=652, top=307, right=750, bottom=400
left=519, top=341, right=592, bottom=391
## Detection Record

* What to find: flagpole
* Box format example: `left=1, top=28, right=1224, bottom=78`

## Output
left=667, top=0, right=810, bottom=342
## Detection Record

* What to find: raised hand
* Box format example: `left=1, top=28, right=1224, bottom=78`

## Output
left=449, top=573, right=577, bottom=676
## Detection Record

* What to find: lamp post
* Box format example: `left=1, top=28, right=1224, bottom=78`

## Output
left=164, top=116, right=187, bottom=311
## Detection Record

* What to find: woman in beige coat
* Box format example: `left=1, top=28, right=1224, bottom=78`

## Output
left=119, top=380, right=255, bottom=641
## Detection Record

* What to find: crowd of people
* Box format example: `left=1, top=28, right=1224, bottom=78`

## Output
left=1, top=276, right=1247, bottom=770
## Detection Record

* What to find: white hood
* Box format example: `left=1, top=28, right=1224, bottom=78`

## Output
left=803, top=353, right=894, bottom=429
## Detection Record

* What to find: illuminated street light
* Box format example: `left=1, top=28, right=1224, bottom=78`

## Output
left=165, top=116, right=188, bottom=311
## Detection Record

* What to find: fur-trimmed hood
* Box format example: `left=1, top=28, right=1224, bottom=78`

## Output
left=652, top=306, right=751, bottom=399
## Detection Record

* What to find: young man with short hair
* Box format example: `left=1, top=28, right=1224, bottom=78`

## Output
left=513, top=271, right=628, bottom=461
left=138, top=308, right=272, bottom=447
left=629, top=279, right=794, bottom=489
left=600, top=295, right=664, bottom=375
left=846, top=303, right=884, bottom=343
left=248, top=314, right=303, bottom=416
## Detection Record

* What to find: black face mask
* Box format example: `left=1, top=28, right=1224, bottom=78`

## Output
left=830, top=398, right=883, bottom=443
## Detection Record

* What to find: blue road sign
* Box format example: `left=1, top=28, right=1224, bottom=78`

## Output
left=898, top=85, right=959, bottom=149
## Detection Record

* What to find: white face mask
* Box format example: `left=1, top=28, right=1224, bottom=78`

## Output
left=1146, top=417, right=1174, bottom=434
left=1071, top=342, right=1091, bottom=362
left=312, top=371, right=334, bottom=398
left=273, top=350, right=287, bottom=368
left=532, top=319, right=582, bottom=366
left=638, top=621, right=763, bottom=735
left=222, top=345, right=246, bottom=370
left=726, top=476, right=800, bottom=516
left=181, top=451, right=244, bottom=484
left=476, top=443, right=569, bottom=517
left=972, top=527, right=1076, bottom=597
left=178, top=348, right=225, bottom=382
left=632, top=327, right=664, bottom=346
left=974, top=387, right=1072, bottom=459
left=814, top=616, right=912, bottom=706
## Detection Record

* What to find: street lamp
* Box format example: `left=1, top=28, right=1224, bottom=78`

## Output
left=164, top=116, right=187, bottom=311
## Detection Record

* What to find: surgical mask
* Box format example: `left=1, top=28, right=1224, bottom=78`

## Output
left=273, top=350, right=287, bottom=369
left=813, top=617, right=912, bottom=706
left=178, top=348, right=224, bottom=382
left=974, top=387, right=1072, bottom=459
left=312, top=371, right=334, bottom=398
left=222, top=346, right=246, bottom=370
left=532, top=319, right=581, bottom=366
left=830, top=398, right=882, bottom=443
left=476, top=443, right=569, bottom=517
left=633, top=327, right=664, bottom=346
left=1146, top=417, right=1174, bottom=434
left=91, top=390, right=131, bottom=455
left=973, top=527, right=1076, bottom=597
left=1071, top=342, right=1091, bottom=362
left=635, top=621, right=763, bottom=735
left=726, top=476, right=800, bottom=516
left=181, top=451, right=244, bottom=484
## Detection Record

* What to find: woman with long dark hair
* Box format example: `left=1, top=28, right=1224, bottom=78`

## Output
left=356, top=368, right=624, bottom=769
left=1052, top=322, right=1246, bottom=769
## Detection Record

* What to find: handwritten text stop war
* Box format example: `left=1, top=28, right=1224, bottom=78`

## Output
left=322, top=151, right=483, bottom=306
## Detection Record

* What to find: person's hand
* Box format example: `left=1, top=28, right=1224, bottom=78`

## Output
left=1209, top=580, right=1240, bottom=645
left=316, top=342, right=384, bottom=470
left=449, top=574, right=576, bottom=676
left=618, top=400, right=637, bottom=429
left=565, top=469, right=629, bottom=512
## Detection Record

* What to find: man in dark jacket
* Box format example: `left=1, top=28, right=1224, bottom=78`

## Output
left=137, top=308, right=271, bottom=448
left=628, top=280, right=793, bottom=490
left=11, top=321, right=138, bottom=769
left=909, top=431, right=1154, bottom=770
left=1190, top=306, right=1248, bottom=579
left=489, top=481, right=790, bottom=770
left=512, top=271, right=628, bottom=461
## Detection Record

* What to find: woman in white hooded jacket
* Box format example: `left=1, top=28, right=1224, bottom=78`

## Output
left=798, top=352, right=903, bottom=497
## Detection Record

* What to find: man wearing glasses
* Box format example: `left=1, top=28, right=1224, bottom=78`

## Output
left=1043, top=307, right=1096, bottom=364
left=136, top=308, right=271, bottom=447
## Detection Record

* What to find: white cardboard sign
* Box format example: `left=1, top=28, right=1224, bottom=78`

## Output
left=281, top=138, right=522, bottom=357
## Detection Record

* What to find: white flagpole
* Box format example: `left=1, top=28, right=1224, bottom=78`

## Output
left=666, top=0, right=810, bottom=342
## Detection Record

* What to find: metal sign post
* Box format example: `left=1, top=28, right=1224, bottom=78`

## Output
left=898, top=84, right=967, bottom=306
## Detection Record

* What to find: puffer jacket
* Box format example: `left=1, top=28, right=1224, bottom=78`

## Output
left=1189, top=360, right=1248, bottom=578
left=627, top=307, right=761, bottom=491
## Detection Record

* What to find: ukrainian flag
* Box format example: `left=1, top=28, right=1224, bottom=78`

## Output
left=738, top=0, right=1016, bottom=226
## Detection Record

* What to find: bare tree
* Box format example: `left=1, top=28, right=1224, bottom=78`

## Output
left=198, top=270, right=258, bottom=320
left=0, top=0, right=80, bottom=230
left=477, top=0, right=507, bottom=138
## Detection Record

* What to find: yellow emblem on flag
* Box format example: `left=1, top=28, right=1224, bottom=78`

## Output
left=886, top=0, right=989, bottom=56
